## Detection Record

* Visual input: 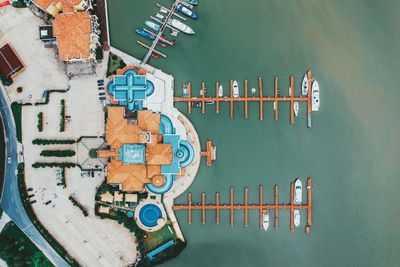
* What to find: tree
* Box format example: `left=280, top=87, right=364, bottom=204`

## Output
left=0, top=73, right=13, bottom=86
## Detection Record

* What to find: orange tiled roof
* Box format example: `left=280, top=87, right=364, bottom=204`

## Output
left=34, top=0, right=83, bottom=13
left=138, top=110, right=160, bottom=134
left=146, top=144, right=173, bottom=165
left=53, top=12, right=92, bottom=61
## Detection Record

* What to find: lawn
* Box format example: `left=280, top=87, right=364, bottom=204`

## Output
left=107, top=53, right=126, bottom=77
left=0, top=221, right=53, bottom=267
left=143, top=224, right=177, bottom=251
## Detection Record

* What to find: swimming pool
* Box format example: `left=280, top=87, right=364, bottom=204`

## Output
left=138, top=203, right=162, bottom=228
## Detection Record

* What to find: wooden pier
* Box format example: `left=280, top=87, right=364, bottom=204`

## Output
left=176, top=70, right=315, bottom=127
left=200, top=140, right=216, bottom=167
left=173, top=178, right=313, bottom=234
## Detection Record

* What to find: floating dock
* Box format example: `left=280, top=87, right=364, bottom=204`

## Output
left=173, top=178, right=313, bottom=234
left=175, top=70, right=315, bottom=127
left=200, top=140, right=216, bottom=167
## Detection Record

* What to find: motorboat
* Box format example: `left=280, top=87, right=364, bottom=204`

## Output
left=301, top=73, right=309, bottom=95
left=183, top=84, right=188, bottom=97
left=135, top=28, right=155, bottom=40
left=145, top=20, right=160, bottom=31
left=311, top=80, right=320, bottom=111
left=205, top=100, right=215, bottom=105
left=294, top=178, right=302, bottom=205
left=168, top=19, right=195, bottom=35
left=155, top=13, right=164, bottom=20
left=273, top=102, right=277, bottom=111
left=184, top=0, right=198, bottom=5
left=232, top=80, right=239, bottom=97
left=294, top=209, right=300, bottom=227
left=262, top=210, right=269, bottom=231
left=159, top=8, right=168, bottom=14
left=251, top=87, right=256, bottom=94
left=293, top=101, right=299, bottom=117
left=218, top=84, right=223, bottom=97
left=176, top=3, right=198, bottom=19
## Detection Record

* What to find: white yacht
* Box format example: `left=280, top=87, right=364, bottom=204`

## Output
left=218, top=84, right=223, bottom=97
left=311, top=80, right=320, bottom=111
left=168, top=19, right=195, bottom=35
left=262, top=210, right=269, bottom=231
left=293, top=101, right=299, bottom=117
left=155, top=13, right=164, bottom=20
left=301, top=74, right=309, bottom=95
left=294, top=209, right=300, bottom=227
left=294, top=178, right=302, bottom=204
left=232, top=80, right=239, bottom=97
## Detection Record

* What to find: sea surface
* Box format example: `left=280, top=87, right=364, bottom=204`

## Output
left=107, top=0, right=400, bottom=266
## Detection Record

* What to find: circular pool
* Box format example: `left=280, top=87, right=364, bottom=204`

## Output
left=139, top=204, right=162, bottom=228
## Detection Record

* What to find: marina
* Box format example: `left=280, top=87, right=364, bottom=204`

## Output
left=174, top=70, right=317, bottom=127
left=173, top=178, right=313, bottom=234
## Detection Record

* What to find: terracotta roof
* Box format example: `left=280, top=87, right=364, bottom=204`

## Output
left=53, top=12, right=92, bottom=61
left=138, top=110, right=160, bottom=134
left=146, top=144, right=173, bottom=165
left=34, top=0, right=83, bottom=14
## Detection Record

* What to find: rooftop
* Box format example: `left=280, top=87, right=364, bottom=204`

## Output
left=53, top=12, right=92, bottom=61
left=34, top=0, right=84, bottom=16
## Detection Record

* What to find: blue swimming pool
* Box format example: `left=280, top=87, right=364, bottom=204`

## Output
left=138, top=204, right=162, bottom=228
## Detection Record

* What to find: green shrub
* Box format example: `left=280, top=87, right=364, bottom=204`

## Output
left=10, top=102, right=22, bottom=142
left=32, top=162, right=76, bottom=168
left=59, top=99, right=65, bottom=132
left=96, top=47, right=103, bottom=61
left=32, top=139, right=75, bottom=145
left=0, top=73, right=13, bottom=86
left=12, top=1, right=27, bottom=8
left=40, top=150, right=76, bottom=157
left=37, top=112, right=43, bottom=132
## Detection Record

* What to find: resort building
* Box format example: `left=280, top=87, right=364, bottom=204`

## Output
left=98, top=66, right=195, bottom=194
left=32, top=0, right=93, bottom=17
left=53, top=12, right=100, bottom=63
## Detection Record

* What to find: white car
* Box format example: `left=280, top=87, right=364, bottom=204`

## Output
left=7, top=157, right=11, bottom=164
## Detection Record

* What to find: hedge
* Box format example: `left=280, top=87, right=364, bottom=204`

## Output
left=12, top=1, right=27, bottom=8
left=37, top=112, right=43, bottom=132
left=40, top=150, right=76, bottom=157
left=59, top=99, right=65, bottom=132
left=32, top=162, right=76, bottom=168
left=69, top=196, right=88, bottom=217
left=32, top=139, right=75, bottom=145
left=10, top=102, right=22, bottom=142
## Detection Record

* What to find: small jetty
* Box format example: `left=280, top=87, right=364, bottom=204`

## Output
left=173, top=178, right=313, bottom=234
left=174, top=70, right=316, bottom=127
left=200, top=140, right=216, bottom=166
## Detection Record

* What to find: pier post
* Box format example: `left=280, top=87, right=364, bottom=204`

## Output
left=188, top=192, right=192, bottom=224
left=259, top=185, right=263, bottom=229
left=215, top=81, right=220, bottom=114
left=274, top=185, right=279, bottom=230
left=201, top=81, right=206, bottom=114
left=258, top=77, right=263, bottom=121
left=290, top=182, right=294, bottom=232
left=216, top=192, right=220, bottom=224
left=244, top=80, right=248, bottom=119
left=244, top=187, right=248, bottom=227
left=306, top=178, right=312, bottom=234
left=290, top=75, right=294, bottom=124
left=201, top=192, right=206, bottom=224
left=274, top=76, right=279, bottom=121
left=230, top=187, right=234, bottom=227
left=230, top=80, right=234, bottom=119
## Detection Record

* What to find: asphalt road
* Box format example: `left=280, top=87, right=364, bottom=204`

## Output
left=0, top=86, right=69, bottom=267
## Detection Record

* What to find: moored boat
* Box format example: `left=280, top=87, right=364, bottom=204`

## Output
left=294, top=209, right=300, bottom=227
left=176, top=3, right=198, bottom=19
left=168, top=19, right=195, bottom=35
left=301, top=74, right=309, bottom=95
left=135, top=28, right=155, bottom=40
left=262, top=210, right=269, bottom=231
left=184, top=0, right=199, bottom=5
left=294, top=101, right=299, bottom=117
left=159, top=8, right=168, bottom=14
left=155, top=13, right=164, bottom=20
left=218, top=84, right=223, bottom=97
left=311, top=80, right=320, bottom=111
left=183, top=84, right=188, bottom=97
left=145, top=20, right=160, bottom=31
left=294, top=178, right=302, bottom=205
left=233, top=80, right=239, bottom=97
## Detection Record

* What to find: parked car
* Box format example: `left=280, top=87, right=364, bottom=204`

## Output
left=99, top=92, right=105, bottom=96
left=27, top=188, right=33, bottom=192
left=44, top=200, right=52, bottom=205
left=98, top=87, right=104, bottom=90
left=7, top=157, right=11, bottom=164
left=30, top=200, right=37, bottom=204
left=99, top=97, right=106, bottom=100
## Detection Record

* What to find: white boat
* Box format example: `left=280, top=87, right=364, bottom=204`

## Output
left=293, top=101, right=299, bottom=117
left=168, top=19, right=195, bottom=35
left=273, top=102, right=276, bottom=111
left=301, top=74, right=309, bottom=95
left=294, top=178, right=302, bottom=205
left=155, top=13, right=164, bottom=20
left=232, top=80, right=239, bottom=97
left=262, top=210, right=269, bottom=231
left=311, top=80, right=320, bottom=111
left=160, top=8, right=168, bottom=14
left=218, top=84, right=223, bottom=97
left=294, top=209, right=300, bottom=227
left=251, top=87, right=256, bottom=94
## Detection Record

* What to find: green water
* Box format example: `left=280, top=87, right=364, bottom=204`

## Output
left=108, top=1, right=400, bottom=266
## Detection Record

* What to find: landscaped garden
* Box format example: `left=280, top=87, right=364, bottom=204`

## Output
left=107, top=53, right=126, bottom=77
